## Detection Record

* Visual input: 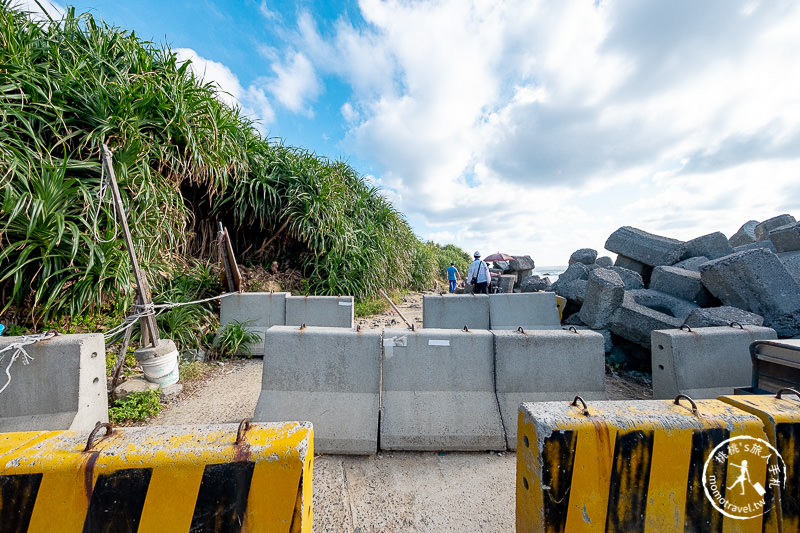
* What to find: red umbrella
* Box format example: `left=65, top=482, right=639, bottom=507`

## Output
left=483, top=252, right=515, bottom=262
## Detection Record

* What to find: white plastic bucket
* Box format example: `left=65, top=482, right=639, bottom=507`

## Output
left=140, top=349, right=179, bottom=386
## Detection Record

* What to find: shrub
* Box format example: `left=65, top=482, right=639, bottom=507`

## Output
left=211, top=320, right=260, bottom=359
left=108, top=389, right=161, bottom=423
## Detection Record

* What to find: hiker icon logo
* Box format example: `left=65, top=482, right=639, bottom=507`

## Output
left=702, top=435, right=786, bottom=520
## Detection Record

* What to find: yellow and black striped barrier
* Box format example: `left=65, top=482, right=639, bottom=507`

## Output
left=719, top=389, right=800, bottom=532
left=517, top=396, right=774, bottom=532
left=0, top=420, right=312, bottom=532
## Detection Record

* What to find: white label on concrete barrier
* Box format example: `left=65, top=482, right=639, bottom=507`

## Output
left=338, top=301, right=352, bottom=306
left=428, top=340, right=450, bottom=346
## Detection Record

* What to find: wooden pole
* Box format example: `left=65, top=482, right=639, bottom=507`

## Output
left=101, top=144, right=159, bottom=347
left=379, top=289, right=413, bottom=329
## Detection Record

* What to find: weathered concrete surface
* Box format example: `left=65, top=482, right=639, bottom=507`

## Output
left=488, top=292, right=561, bottom=329
left=493, top=328, right=605, bottom=449
left=683, top=231, right=734, bottom=260
left=579, top=268, right=625, bottom=329
left=381, top=328, right=505, bottom=451
left=754, top=213, right=796, bottom=241
left=734, top=240, right=778, bottom=253
left=651, top=325, right=777, bottom=399
left=684, top=306, right=764, bottom=328
left=519, top=275, right=551, bottom=292
left=729, top=219, right=759, bottom=247
left=219, top=292, right=289, bottom=355
left=595, top=255, right=614, bottom=267
left=769, top=222, right=800, bottom=252
left=568, top=248, right=597, bottom=265
left=699, top=248, right=800, bottom=337
left=609, top=266, right=645, bottom=290
left=673, top=256, right=710, bottom=272
left=254, top=325, right=381, bottom=454
left=422, top=294, right=491, bottom=330
left=649, top=265, right=717, bottom=306
left=609, top=289, right=698, bottom=347
left=605, top=226, right=686, bottom=266
left=285, top=295, right=354, bottom=328
left=0, top=333, right=107, bottom=433
left=508, top=255, right=535, bottom=271
left=313, top=452, right=515, bottom=532
left=497, top=274, right=516, bottom=293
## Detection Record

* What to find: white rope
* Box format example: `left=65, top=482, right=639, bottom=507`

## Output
left=0, top=332, right=57, bottom=395
left=92, top=155, right=119, bottom=243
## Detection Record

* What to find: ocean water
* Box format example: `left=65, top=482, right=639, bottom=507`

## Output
left=533, top=265, right=568, bottom=282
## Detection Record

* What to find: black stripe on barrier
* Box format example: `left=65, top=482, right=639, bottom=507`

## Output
left=83, top=468, right=152, bottom=533
left=541, top=430, right=577, bottom=532
left=190, top=461, right=255, bottom=532
left=776, top=422, right=800, bottom=529
left=685, top=428, right=728, bottom=533
left=0, top=473, right=43, bottom=533
left=605, top=430, right=654, bottom=532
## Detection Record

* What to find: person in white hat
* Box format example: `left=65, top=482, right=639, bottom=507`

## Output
left=467, top=251, right=491, bottom=294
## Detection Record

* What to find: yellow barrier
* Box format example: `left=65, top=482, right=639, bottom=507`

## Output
left=0, top=421, right=312, bottom=532
left=719, top=390, right=800, bottom=533
left=517, top=397, right=771, bottom=532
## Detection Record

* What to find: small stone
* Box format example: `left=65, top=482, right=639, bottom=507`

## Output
left=113, top=376, right=158, bottom=401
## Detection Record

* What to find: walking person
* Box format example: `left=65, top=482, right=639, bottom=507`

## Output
left=446, top=262, right=460, bottom=293
left=467, top=251, right=491, bottom=294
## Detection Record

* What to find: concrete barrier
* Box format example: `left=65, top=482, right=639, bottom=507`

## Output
left=493, top=328, right=605, bottom=450
left=0, top=421, right=312, bottom=532
left=422, top=294, right=490, bottom=329
left=651, top=325, right=777, bottom=399
left=380, top=327, right=505, bottom=451
left=253, top=325, right=381, bottom=455
left=517, top=398, right=770, bottom=532
left=285, top=295, right=354, bottom=328
left=0, top=333, right=107, bottom=433
left=219, top=292, right=289, bottom=356
left=487, top=293, right=561, bottom=330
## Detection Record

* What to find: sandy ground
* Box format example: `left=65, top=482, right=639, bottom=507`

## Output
left=142, top=291, right=650, bottom=532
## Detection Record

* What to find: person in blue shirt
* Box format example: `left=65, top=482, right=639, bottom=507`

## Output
left=446, top=262, right=460, bottom=293
left=467, top=251, right=491, bottom=294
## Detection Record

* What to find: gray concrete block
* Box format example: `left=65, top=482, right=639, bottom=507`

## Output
left=380, top=328, right=505, bottom=451
left=673, top=256, right=710, bottom=272
left=650, top=265, right=716, bottom=306
left=579, top=268, right=625, bottom=329
left=0, top=334, right=107, bottom=433
left=488, top=293, right=562, bottom=329
left=553, top=279, right=587, bottom=305
left=780, top=251, right=800, bottom=286
left=755, top=214, right=796, bottom=241
left=285, top=295, right=354, bottom=328
left=253, top=326, right=381, bottom=454
left=568, top=248, right=597, bottom=265
left=422, top=294, right=491, bottom=329
left=605, top=226, right=686, bottom=266
left=519, top=275, right=550, bottom=293
left=498, top=274, right=517, bottom=294
left=734, top=240, right=778, bottom=253
left=684, top=306, right=764, bottom=328
left=609, top=266, right=645, bottom=290
left=769, top=222, right=800, bottom=252
left=699, top=248, right=800, bottom=337
left=729, top=220, right=759, bottom=247
left=508, top=255, right=535, bottom=271
left=556, top=262, right=590, bottom=283
left=220, top=292, right=288, bottom=355
left=683, top=231, right=734, bottom=260
left=613, top=254, right=653, bottom=284
left=609, top=290, right=699, bottom=347
left=595, top=256, right=614, bottom=267
left=494, top=328, right=605, bottom=449
left=651, top=326, right=777, bottom=399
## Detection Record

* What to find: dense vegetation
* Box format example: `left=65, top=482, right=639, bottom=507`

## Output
left=0, top=3, right=461, bottom=335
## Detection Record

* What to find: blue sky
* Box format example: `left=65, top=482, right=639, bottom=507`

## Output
left=19, top=0, right=800, bottom=266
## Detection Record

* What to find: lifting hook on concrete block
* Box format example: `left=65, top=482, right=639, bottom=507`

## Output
left=775, top=388, right=800, bottom=401
left=84, top=422, right=114, bottom=452
left=299, top=323, right=307, bottom=330
left=463, top=325, right=470, bottom=332
left=729, top=321, right=744, bottom=329
left=567, top=326, right=578, bottom=333
left=673, top=394, right=698, bottom=415
left=235, top=419, right=251, bottom=445
left=570, top=395, right=590, bottom=416
left=516, top=326, right=525, bottom=334
left=679, top=324, right=692, bottom=332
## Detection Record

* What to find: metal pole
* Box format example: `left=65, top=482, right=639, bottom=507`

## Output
left=379, top=289, right=414, bottom=329
left=101, top=144, right=160, bottom=347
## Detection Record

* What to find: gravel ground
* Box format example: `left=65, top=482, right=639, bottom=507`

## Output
left=141, top=291, right=651, bottom=532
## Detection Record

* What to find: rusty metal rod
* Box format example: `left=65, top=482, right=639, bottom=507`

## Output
left=379, top=289, right=413, bottom=329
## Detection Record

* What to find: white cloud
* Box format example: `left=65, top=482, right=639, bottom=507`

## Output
left=174, top=48, right=275, bottom=129
left=267, top=51, right=319, bottom=114
left=10, top=0, right=64, bottom=21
